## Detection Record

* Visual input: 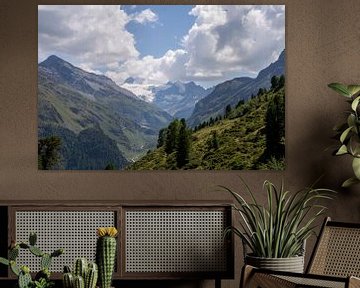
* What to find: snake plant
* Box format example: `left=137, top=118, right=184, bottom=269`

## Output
left=223, top=179, right=335, bottom=258
left=328, top=83, right=360, bottom=187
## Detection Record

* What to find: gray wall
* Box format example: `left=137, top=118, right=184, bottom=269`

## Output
left=1, top=0, right=360, bottom=287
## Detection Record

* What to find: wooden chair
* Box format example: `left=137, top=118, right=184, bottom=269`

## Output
left=241, top=217, right=360, bottom=288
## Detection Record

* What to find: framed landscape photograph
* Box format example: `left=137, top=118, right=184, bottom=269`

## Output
left=38, top=5, right=285, bottom=170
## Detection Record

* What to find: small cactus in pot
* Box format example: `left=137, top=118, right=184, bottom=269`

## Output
left=62, top=259, right=98, bottom=288
left=96, top=227, right=118, bottom=288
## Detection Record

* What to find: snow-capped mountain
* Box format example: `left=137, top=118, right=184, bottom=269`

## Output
left=121, top=80, right=211, bottom=119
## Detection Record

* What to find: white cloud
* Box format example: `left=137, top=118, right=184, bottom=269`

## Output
left=38, top=5, right=138, bottom=71
left=38, top=5, right=285, bottom=90
left=182, top=5, right=285, bottom=80
left=107, top=49, right=187, bottom=85
left=131, top=8, right=158, bottom=24
left=119, top=5, right=285, bottom=86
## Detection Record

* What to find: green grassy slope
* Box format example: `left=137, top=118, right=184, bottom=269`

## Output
left=127, top=87, right=285, bottom=170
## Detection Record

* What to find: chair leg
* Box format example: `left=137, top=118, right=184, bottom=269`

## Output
left=215, top=278, right=221, bottom=288
left=240, top=265, right=255, bottom=288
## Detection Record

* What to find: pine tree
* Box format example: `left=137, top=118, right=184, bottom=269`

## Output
left=279, top=75, right=285, bottom=88
left=236, top=99, right=245, bottom=108
left=164, top=119, right=180, bottom=154
left=225, top=104, right=232, bottom=118
left=176, top=119, right=191, bottom=168
left=105, top=163, right=116, bottom=170
left=271, top=75, right=280, bottom=90
left=265, top=93, right=285, bottom=159
left=209, top=117, right=215, bottom=126
left=157, top=128, right=167, bottom=148
left=210, top=131, right=219, bottom=150
left=38, top=136, right=62, bottom=170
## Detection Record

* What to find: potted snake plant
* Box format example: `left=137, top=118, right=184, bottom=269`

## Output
left=328, top=83, right=360, bottom=187
left=222, top=179, right=334, bottom=273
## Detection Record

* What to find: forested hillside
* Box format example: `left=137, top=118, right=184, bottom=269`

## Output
left=127, top=76, right=285, bottom=170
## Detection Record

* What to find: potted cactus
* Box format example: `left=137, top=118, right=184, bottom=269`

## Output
left=96, top=227, right=118, bottom=288
left=0, top=232, right=63, bottom=288
left=62, top=258, right=98, bottom=288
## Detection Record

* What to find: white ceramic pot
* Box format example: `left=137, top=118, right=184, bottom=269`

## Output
left=245, top=254, right=305, bottom=273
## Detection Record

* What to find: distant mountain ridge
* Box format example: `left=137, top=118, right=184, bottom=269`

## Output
left=121, top=80, right=212, bottom=119
left=40, top=55, right=136, bottom=99
left=152, top=81, right=211, bottom=119
left=187, top=50, right=285, bottom=127
left=38, top=55, right=172, bottom=169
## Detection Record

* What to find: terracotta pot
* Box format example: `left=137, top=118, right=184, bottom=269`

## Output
left=245, top=254, right=304, bottom=273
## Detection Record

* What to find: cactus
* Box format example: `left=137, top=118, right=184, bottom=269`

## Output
left=96, top=227, right=118, bottom=288
left=74, top=275, right=85, bottom=288
left=63, top=260, right=98, bottom=288
left=19, top=243, right=30, bottom=249
left=0, top=257, right=9, bottom=266
left=74, top=258, right=88, bottom=279
left=9, top=246, right=19, bottom=260
left=29, top=232, right=37, bottom=246
left=85, top=263, right=98, bottom=288
left=29, top=245, right=44, bottom=257
left=63, top=272, right=74, bottom=288
left=0, top=232, right=63, bottom=288
left=10, top=260, right=20, bottom=276
left=41, top=253, right=52, bottom=270
left=51, top=248, right=64, bottom=257
left=35, top=268, right=50, bottom=281
left=64, top=265, right=72, bottom=273
left=18, top=270, right=32, bottom=288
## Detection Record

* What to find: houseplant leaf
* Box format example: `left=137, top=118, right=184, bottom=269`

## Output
left=351, top=96, right=360, bottom=111
left=340, top=127, right=352, bottom=143
left=352, top=157, right=360, bottom=179
left=347, top=85, right=360, bottom=97
left=347, top=114, right=356, bottom=128
left=328, top=83, right=351, bottom=97
left=336, top=145, right=348, bottom=155
left=342, top=177, right=360, bottom=188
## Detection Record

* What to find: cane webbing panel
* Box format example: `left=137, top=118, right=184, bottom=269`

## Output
left=277, top=275, right=345, bottom=288
left=125, top=210, right=227, bottom=273
left=309, top=226, right=360, bottom=277
left=15, top=211, right=115, bottom=272
left=249, top=272, right=297, bottom=288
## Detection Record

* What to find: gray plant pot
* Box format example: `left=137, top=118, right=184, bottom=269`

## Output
left=245, top=254, right=305, bottom=273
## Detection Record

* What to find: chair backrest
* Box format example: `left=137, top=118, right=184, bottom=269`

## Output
left=307, top=217, right=360, bottom=277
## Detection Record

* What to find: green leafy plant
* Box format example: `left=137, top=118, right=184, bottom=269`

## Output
left=328, top=83, right=360, bottom=187
left=0, top=232, right=63, bottom=288
left=33, top=278, right=54, bottom=288
left=222, top=179, right=334, bottom=258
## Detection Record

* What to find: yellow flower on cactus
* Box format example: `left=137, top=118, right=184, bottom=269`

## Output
left=97, top=227, right=118, bottom=238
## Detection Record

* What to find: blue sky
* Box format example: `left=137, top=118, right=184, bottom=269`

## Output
left=121, top=5, right=195, bottom=58
left=38, top=5, right=285, bottom=89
